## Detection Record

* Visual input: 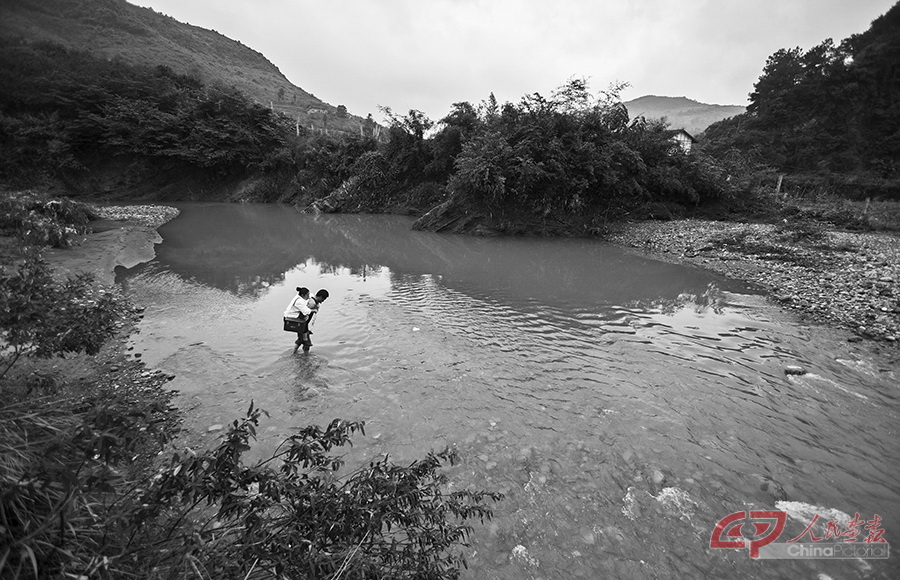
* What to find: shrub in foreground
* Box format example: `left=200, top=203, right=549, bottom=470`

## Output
left=0, top=191, right=97, bottom=248
left=1, top=403, right=502, bottom=579
left=129, top=407, right=502, bottom=579
left=0, top=258, right=123, bottom=380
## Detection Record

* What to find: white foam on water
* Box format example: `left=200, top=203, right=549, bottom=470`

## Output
left=777, top=501, right=875, bottom=575
left=655, top=487, right=699, bottom=525
left=622, top=486, right=639, bottom=521
left=792, top=373, right=869, bottom=401
left=775, top=500, right=852, bottom=527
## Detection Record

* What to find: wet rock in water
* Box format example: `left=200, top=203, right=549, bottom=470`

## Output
left=760, top=479, right=787, bottom=502
left=517, top=446, right=533, bottom=463
left=579, top=528, right=596, bottom=545
left=600, top=525, right=627, bottom=544
left=784, top=365, right=807, bottom=376
left=650, top=469, right=666, bottom=487
left=751, top=473, right=788, bottom=502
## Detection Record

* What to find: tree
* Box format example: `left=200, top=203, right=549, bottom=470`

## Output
left=0, top=258, right=124, bottom=379
left=747, top=47, right=805, bottom=121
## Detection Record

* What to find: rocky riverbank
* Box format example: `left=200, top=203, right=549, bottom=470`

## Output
left=606, top=218, right=900, bottom=348
left=37, top=203, right=184, bottom=443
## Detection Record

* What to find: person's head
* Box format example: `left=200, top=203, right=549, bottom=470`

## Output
left=315, top=289, right=329, bottom=302
left=297, top=286, right=310, bottom=298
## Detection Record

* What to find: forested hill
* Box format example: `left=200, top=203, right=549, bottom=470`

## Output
left=623, top=96, right=745, bottom=136
left=0, top=0, right=369, bottom=135
left=703, top=1, right=900, bottom=181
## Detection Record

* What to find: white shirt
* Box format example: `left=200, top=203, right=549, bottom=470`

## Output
left=284, top=295, right=312, bottom=319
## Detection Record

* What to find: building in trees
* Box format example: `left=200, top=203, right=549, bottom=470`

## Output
left=671, top=129, right=697, bottom=153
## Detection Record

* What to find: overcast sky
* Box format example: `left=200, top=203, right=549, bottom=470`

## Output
left=134, top=0, right=895, bottom=121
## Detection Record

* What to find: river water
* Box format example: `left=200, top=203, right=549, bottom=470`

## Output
left=119, top=203, right=898, bottom=579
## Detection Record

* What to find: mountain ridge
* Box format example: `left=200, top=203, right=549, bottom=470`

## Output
left=623, top=95, right=746, bottom=136
left=0, top=0, right=373, bottom=135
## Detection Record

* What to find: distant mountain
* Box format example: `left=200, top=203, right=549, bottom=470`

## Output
left=0, top=0, right=371, bottom=135
left=623, top=95, right=745, bottom=136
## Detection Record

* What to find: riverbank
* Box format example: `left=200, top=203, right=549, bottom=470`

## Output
left=37, top=202, right=184, bottom=450
left=39, top=202, right=182, bottom=386
left=41, top=204, right=180, bottom=284
left=606, top=218, right=900, bottom=351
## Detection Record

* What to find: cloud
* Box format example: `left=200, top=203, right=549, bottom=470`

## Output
left=136, top=0, right=897, bottom=119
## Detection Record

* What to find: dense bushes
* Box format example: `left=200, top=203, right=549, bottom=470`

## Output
left=0, top=258, right=123, bottom=371
left=0, top=191, right=97, bottom=248
left=440, top=82, right=727, bottom=221
left=344, top=81, right=729, bottom=226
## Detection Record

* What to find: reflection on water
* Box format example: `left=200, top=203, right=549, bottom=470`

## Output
left=121, top=203, right=899, bottom=579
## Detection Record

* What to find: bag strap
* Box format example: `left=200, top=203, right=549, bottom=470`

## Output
left=287, top=295, right=303, bottom=318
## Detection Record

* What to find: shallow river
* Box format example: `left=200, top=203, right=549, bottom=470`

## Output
left=119, top=203, right=898, bottom=579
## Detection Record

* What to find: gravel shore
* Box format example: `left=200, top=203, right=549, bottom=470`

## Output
left=91, top=204, right=181, bottom=228
left=606, top=219, right=900, bottom=347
